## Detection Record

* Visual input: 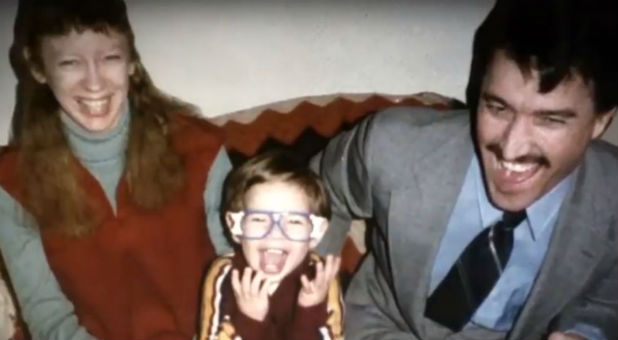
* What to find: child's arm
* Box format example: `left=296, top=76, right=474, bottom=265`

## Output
left=286, top=255, right=344, bottom=340
left=198, top=256, right=236, bottom=340
left=200, top=259, right=278, bottom=340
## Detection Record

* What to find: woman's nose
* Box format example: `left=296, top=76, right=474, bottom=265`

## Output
left=82, top=61, right=103, bottom=92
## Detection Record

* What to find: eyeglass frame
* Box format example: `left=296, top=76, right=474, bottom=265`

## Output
left=228, top=209, right=327, bottom=242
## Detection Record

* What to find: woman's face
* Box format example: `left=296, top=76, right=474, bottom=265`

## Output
left=31, top=28, right=134, bottom=132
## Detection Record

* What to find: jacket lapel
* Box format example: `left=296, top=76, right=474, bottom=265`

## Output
left=387, top=118, right=474, bottom=336
left=509, top=152, right=609, bottom=338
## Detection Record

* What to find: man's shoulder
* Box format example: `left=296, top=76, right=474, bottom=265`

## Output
left=372, top=106, right=469, bottom=129
left=370, top=107, right=470, bottom=142
left=586, top=140, right=618, bottom=200
left=364, top=106, right=471, bottom=159
left=588, top=140, right=618, bottom=182
left=589, top=139, right=618, bottom=162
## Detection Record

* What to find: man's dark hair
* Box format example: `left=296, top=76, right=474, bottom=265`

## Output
left=466, top=0, right=617, bottom=115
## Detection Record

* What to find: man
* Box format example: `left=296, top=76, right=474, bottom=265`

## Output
left=314, top=0, right=617, bottom=338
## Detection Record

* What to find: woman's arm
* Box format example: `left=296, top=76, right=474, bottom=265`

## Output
left=204, top=147, right=234, bottom=255
left=0, top=187, right=97, bottom=340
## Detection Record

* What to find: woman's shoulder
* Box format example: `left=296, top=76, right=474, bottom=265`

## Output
left=0, top=146, right=20, bottom=191
left=172, top=111, right=223, bottom=136
left=0, top=146, right=19, bottom=165
left=169, top=111, right=225, bottom=154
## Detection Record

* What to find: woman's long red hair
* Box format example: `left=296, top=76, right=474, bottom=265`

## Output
left=14, top=0, right=193, bottom=236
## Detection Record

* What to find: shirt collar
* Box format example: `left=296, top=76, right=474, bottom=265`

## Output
left=473, top=153, right=577, bottom=241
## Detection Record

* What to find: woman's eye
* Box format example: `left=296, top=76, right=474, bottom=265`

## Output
left=104, top=54, right=122, bottom=61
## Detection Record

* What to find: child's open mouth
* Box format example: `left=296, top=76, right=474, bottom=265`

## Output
left=259, top=248, right=289, bottom=274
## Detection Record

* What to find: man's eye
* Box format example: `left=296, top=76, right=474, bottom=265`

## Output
left=485, top=102, right=505, bottom=113
left=540, top=116, right=566, bottom=125
left=58, top=59, right=79, bottom=67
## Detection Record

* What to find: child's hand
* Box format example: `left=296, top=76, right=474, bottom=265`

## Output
left=231, top=267, right=273, bottom=321
left=298, top=255, right=341, bottom=308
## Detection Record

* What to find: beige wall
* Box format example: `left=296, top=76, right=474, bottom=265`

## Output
left=1, top=0, right=616, bottom=145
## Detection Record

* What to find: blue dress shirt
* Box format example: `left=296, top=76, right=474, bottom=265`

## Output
left=429, top=155, right=575, bottom=331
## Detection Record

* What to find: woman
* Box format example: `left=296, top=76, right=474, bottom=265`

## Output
left=0, top=0, right=233, bottom=338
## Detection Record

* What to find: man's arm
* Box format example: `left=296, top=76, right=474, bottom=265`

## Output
left=346, top=254, right=420, bottom=340
left=310, top=113, right=379, bottom=256
left=551, top=252, right=618, bottom=340
left=313, top=108, right=426, bottom=338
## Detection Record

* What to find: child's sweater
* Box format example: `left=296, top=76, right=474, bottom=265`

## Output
left=199, top=251, right=344, bottom=340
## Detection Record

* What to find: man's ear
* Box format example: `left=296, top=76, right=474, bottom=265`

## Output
left=592, top=107, right=616, bottom=139
left=309, top=219, right=329, bottom=249
left=225, top=211, right=241, bottom=244
left=23, top=47, right=47, bottom=84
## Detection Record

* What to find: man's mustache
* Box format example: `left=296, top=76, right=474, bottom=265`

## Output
left=486, top=144, right=550, bottom=167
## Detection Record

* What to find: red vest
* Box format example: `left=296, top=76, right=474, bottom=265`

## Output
left=0, top=113, right=224, bottom=339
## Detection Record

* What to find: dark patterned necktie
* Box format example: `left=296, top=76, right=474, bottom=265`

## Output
left=424, top=210, right=527, bottom=331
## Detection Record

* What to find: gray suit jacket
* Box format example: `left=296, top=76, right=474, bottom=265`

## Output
left=315, top=107, right=618, bottom=339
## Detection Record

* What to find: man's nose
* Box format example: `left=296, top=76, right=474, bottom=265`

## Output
left=500, top=116, right=533, bottom=160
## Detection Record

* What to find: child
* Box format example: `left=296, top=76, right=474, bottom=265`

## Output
left=199, top=150, right=344, bottom=340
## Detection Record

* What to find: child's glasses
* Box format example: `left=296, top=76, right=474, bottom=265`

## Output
left=229, top=209, right=326, bottom=241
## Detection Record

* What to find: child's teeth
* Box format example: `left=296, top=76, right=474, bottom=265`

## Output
left=266, top=249, right=284, bottom=254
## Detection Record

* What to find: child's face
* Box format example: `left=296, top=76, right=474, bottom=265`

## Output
left=233, top=181, right=320, bottom=283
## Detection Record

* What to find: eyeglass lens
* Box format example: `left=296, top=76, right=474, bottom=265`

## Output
left=241, top=211, right=313, bottom=240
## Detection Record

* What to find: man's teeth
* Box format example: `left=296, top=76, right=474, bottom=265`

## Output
left=499, top=160, right=536, bottom=172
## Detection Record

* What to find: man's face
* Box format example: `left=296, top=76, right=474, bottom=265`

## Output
left=476, top=50, right=613, bottom=211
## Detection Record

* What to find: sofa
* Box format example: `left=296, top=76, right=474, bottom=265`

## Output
left=0, top=91, right=462, bottom=339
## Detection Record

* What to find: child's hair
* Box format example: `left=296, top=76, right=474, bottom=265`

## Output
left=224, top=149, right=331, bottom=219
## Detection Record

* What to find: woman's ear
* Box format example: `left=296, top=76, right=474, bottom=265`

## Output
left=23, top=47, right=47, bottom=84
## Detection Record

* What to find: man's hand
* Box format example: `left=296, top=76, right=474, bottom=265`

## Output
left=231, top=267, right=274, bottom=321
left=298, top=255, right=341, bottom=307
left=547, top=331, right=588, bottom=340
